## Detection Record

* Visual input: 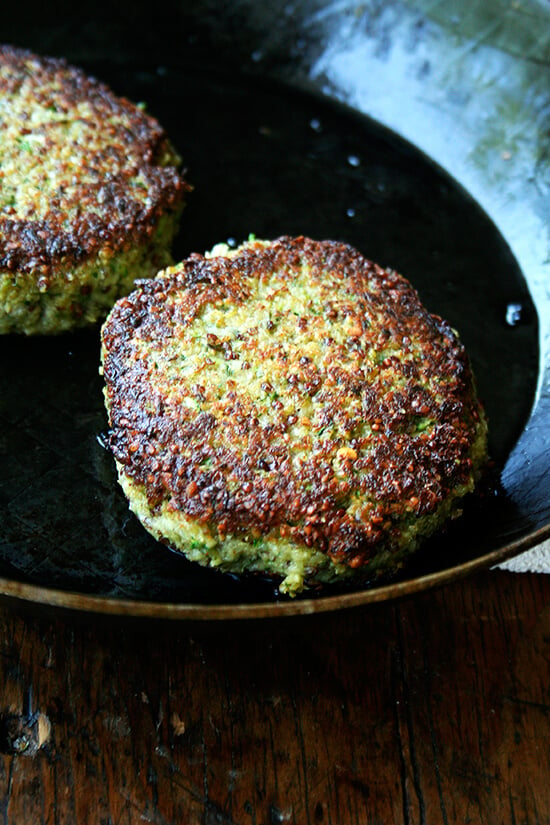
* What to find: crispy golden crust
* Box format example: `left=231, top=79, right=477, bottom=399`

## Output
left=0, top=45, right=189, bottom=279
left=101, top=236, right=487, bottom=585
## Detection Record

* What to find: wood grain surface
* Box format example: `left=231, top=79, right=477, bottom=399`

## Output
left=0, top=569, right=549, bottom=825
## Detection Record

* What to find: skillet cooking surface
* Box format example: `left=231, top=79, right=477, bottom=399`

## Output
left=0, top=63, right=542, bottom=618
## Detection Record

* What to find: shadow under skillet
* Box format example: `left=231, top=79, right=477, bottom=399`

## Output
left=0, top=62, right=539, bottom=609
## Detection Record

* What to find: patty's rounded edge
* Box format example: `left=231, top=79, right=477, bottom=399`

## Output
left=0, top=45, right=191, bottom=334
left=101, top=236, right=488, bottom=596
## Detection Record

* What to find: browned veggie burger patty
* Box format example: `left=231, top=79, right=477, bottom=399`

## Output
left=0, top=45, right=190, bottom=334
left=101, top=236, right=488, bottom=595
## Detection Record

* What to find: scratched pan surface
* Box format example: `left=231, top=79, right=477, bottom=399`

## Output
left=0, top=59, right=546, bottom=619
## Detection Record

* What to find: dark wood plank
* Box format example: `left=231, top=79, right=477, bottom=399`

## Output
left=0, top=570, right=549, bottom=824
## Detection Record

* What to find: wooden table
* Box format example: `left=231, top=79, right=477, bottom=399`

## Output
left=0, top=568, right=548, bottom=824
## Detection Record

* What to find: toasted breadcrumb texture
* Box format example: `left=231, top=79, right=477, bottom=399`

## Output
left=0, top=45, right=190, bottom=334
left=101, top=236, right=488, bottom=596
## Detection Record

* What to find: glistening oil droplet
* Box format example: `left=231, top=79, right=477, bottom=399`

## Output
left=505, top=302, right=523, bottom=326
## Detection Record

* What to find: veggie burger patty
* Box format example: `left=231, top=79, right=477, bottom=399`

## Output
left=101, top=236, right=488, bottom=596
left=0, top=45, right=190, bottom=334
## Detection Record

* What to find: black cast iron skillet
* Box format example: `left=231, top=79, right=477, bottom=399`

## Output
left=0, top=6, right=549, bottom=619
